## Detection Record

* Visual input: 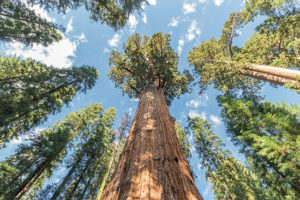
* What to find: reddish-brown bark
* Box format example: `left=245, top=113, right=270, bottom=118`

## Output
left=241, top=64, right=300, bottom=88
left=101, top=85, right=203, bottom=200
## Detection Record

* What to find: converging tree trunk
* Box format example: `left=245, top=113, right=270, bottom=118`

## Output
left=101, top=85, right=203, bottom=200
left=242, top=64, right=300, bottom=88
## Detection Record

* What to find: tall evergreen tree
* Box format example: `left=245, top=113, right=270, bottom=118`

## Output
left=0, top=0, right=63, bottom=46
left=188, top=0, right=300, bottom=96
left=47, top=107, right=116, bottom=200
left=219, top=96, right=300, bottom=199
left=188, top=117, right=272, bottom=200
left=0, top=55, right=98, bottom=146
left=0, top=0, right=146, bottom=46
left=101, top=32, right=202, bottom=199
left=95, top=113, right=131, bottom=200
left=0, top=103, right=108, bottom=200
left=175, top=122, right=192, bottom=163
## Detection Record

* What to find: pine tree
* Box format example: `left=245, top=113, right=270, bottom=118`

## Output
left=101, top=32, right=202, bottom=199
left=188, top=0, right=300, bottom=96
left=219, top=96, right=300, bottom=199
left=0, top=103, right=108, bottom=200
left=0, top=55, right=98, bottom=146
left=175, top=122, right=192, bottom=162
left=0, top=0, right=146, bottom=45
left=188, top=116, right=271, bottom=200
left=46, top=107, right=116, bottom=200
left=95, top=113, right=131, bottom=200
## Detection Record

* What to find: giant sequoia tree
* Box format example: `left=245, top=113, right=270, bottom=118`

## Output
left=188, top=0, right=300, bottom=96
left=219, top=96, right=300, bottom=199
left=0, top=55, right=98, bottom=146
left=0, top=103, right=114, bottom=200
left=101, top=32, right=203, bottom=199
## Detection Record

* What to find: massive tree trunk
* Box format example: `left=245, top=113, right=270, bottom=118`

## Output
left=241, top=64, right=300, bottom=88
left=101, top=85, right=203, bottom=200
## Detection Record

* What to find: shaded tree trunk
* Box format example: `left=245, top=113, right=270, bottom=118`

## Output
left=13, top=160, right=49, bottom=200
left=50, top=151, right=85, bottom=200
left=101, top=85, right=203, bottom=200
left=242, top=64, right=300, bottom=88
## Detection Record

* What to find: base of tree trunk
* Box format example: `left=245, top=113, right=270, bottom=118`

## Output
left=101, top=85, right=203, bottom=200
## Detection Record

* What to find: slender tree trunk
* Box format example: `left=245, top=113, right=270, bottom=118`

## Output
left=13, top=160, right=49, bottom=200
left=101, top=85, right=203, bottom=200
left=50, top=151, right=86, bottom=200
left=241, top=64, right=300, bottom=88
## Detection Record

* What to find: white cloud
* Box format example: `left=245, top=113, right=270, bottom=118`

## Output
left=108, top=33, right=121, bottom=47
left=128, top=14, right=138, bottom=32
left=128, top=107, right=133, bottom=116
left=147, top=0, right=157, bottom=5
left=203, top=185, right=213, bottom=196
left=210, top=115, right=221, bottom=126
left=236, top=30, right=242, bottom=36
left=103, top=48, right=110, bottom=53
left=199, top=0, right=207, bottom=3
left=183, top=2, right=197, bottom=14
left=142, top=13, right=147, bottom=24
left=6, top=35, right=79, bottom=68
left=214, top=0, right=224, bottom=6
left=186, top=99, right=201, bottom=108
left=168, top=17, right=179, bottom=27
left=177, top=39, right=184, bottom=55
left=188, top=110, right=199, bottom=118
left=74, top=33, right=87, bottom=43
left=186, top=20, right=201, bottom=41
left=197, top=163, right=202, bottom=169
left=200, top=111, right=207, bottom=120
left=66, top=18, right=73, bottom=33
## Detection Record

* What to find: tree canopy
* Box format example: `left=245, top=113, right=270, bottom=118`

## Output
left=188, top=117, right=271, bottom=200
left=188, top=0, right=300, bottom=95
left=0, top=55, right=98, bottom=146
left=108, top=32, right=193, bottom=105
left=219, top=96, right=300, bottom=199
left=0, top=0, right=146, bottom=47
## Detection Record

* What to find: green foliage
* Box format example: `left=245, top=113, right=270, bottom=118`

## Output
left=219, top=96, right=300, bottom=199
left=45, top=107, right=116, bottom=200
left=174, top=122, right=192, bottom=162
left=0, top=0, right=63, bottom=46
left=188, top=117, right=271, bottom=200
left=0, top=103, right=108, bottom=200
left=0, top=0, right=146, bottom=46
left=28, top=0, right=146, bottom=30
left=0, top=55, right=99, bottom=146
left=188, top=0, right=299, bottom=95
left=108, top=32, right=193, bottom=105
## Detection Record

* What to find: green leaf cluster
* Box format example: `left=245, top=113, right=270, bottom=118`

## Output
left=0, top=103, right=110, bottom=200
left=0, top=55, right=99, bottom=146
left=188, top=0, right=299, bottom=95
left=108, top=32, right=193, bottom=105
left=219, top=96, right=300, bottom=199
left=188, top=117, right=272, bottom=200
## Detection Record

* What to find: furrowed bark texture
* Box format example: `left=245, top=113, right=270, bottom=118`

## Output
left=101, top=85, right=203, bottom=200
left=241, top=65, right=300, bottom=88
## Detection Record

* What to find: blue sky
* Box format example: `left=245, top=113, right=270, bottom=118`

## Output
left=1, top=0, right=300, bottom=199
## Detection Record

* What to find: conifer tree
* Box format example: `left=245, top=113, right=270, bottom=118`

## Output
left=47, top=107, right=116, bottom=200
left=188, top=0, right=300, bottom=96
left=175, top=122, right=192, bottom=162
left=219, top=96, right=300, bottom=199
left=0, top=0, right=146, bottom=46
left=95, top=113, right=131, bottom=200
left=101, top=32, right=202, bottom=199
left=0, top=103, right=109, bottom=200
left=0, top=0, right=63, bottom=46
left=0, top=55, right=98, bottom=146
left=188, top=116, right=271, bottom=200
